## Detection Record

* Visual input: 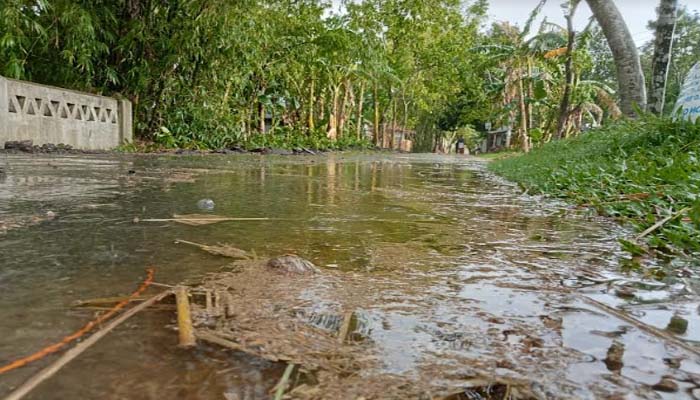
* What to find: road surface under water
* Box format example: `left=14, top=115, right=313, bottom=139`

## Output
left=1, top=153, right=699, bottom=399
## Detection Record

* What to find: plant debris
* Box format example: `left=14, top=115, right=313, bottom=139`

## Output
left=139, top=214, right=269, bottom=225
left=175, top=239, right=252, bottom=259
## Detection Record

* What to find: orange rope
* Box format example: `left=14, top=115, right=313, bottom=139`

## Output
left=0, top=268, right=155, bottom=374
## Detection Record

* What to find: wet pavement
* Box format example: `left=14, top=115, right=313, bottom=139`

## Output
left=0, top=152, right=699, bottom=399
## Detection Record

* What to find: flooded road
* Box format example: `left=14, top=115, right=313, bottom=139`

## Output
left=1, top=153, right=699, bottom=399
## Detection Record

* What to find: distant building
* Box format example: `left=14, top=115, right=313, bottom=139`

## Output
left=479, top=124, right=511, bottom=153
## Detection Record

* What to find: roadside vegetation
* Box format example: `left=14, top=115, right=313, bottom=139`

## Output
left=5, top=1, right=696, bottom=152
left=491, top=117, right=700, bottom=270
left=0, top=0, right=491, bottom=151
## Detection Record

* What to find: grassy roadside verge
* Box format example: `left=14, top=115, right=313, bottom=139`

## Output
left=489, top=116, right=700, bottom=270
left=118, top=129, right=373, bottom=153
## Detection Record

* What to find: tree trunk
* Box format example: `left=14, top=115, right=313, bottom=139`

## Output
left=517, top=65, right=530, bottom=152
left=327, top=85, right=340, bottom=140
left=527, top=58, right=534, bottom=131
left=648, top=0, right=678, bottom=115
left=308, top=77, right=315, bottom=131
left=338, top=80, right=351, bottom=139
left=259, top=102, right=266, bottom=134
left=356, top=82, right=365, bottom=140
left=373, top=82, right=380, bottom=146
left=556, top=3, right=578, bottom=140
left=401, top=100, right=409, bottom=151
left=390, top=98, right=397, bottom=150
left=585, top=0, right=647, bottom=116
left=318, top=93, right=325, bottom=121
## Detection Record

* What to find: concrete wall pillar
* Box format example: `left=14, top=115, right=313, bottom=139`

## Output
left=0, top=76, right=8, bottom=135
left=118, top=99, right=133, bottom=144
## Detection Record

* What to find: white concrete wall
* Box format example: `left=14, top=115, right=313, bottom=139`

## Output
left=0, top=76, right=132, bottom=150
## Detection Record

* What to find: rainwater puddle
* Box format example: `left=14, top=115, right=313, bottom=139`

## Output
left=1, top=153, right=699, bottom=399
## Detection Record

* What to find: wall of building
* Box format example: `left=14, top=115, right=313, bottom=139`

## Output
left=0, top=76, right=132, bottom=150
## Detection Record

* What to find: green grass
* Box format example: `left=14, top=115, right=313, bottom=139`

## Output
left=117, top=127, right=373, bottom=153
left=475, top=151, right=517, bottom=161
left=490, top=116, right=700, bottom=270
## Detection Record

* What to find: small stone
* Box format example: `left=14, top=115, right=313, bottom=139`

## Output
left=666, top=315, right=689, bottom=335
left=266, top=255, right=319, bottom=275
left=691, top=388, right=700, bottom=399
left=5, top=140, right=33, bottom=152
left=197, top=199, right=215, bottom=210
left=652, top=377, right=679, bottom=393
left=663, top=357, right=682, bottom=369
left=614, top=287, right=636, bottom=299
left=604, top=341, right=625, bottom=372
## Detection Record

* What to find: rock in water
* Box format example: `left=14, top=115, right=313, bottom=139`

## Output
left=197, top=198, right=215, bottom=210
left=5, top=140, right=33, bottom=152
left=266, top=255, right=319, bottom=275
left=652, top=377, right=678, bottom=393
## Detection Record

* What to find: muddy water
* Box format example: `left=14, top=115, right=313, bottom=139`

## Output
left=1, top=153, right=699, bottom=399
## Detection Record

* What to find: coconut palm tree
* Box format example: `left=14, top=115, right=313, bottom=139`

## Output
left=648, top=0, right=679, bottom=115
left=585, top=0, right=647, bottom=116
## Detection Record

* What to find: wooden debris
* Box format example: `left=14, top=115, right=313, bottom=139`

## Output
left=175, top=239, right=251, bottom=259
left=4, top=290, right=173, bottom=400
left=139, top=214, right=269, bottom=226
left=175, top=286, right=196, bottom=347
left=196, top=330, right=279, bottom=362
left=73, top=295, right=149, bottom=307
left=214, top=290, right=223, bottom=317
left=225, top=291, right=235, bottom=317
left=636, top=207, right=689, bottom=240
left=337, top=311, right=354, bottom=344
left=205, top=290, right=213, bottom=314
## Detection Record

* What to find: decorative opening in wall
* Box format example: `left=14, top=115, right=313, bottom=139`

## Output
left=6, top=94, right=118, bottom=124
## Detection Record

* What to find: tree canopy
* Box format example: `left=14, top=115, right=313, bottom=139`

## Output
left=1, top=0, right=699, bottom=151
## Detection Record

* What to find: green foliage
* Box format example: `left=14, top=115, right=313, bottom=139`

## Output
left=490, top=116, right=700, bottom=267
left=0, top=0, right=491, bottom=151
left=453, top=125, right=482, bottom=149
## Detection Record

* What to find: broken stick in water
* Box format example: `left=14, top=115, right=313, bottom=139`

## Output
left=138, top=214, right=269, bottom=226
left=174, top=239, right=251, bottom=259
left=175, top=286, right=196, bottom=347
left=4, top=290, right=173, bottom=400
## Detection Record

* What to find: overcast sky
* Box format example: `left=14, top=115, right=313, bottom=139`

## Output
left=329, top=1, right=700, bottom=47
left=488, top=0, right=677, bottom=46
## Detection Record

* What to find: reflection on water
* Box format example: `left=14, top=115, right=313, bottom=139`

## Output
left=1, top=153, right=699, bottom=398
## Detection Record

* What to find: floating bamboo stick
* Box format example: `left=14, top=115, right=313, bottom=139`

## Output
left=4, top=290, right=173, bottom=400
left=139, top=217, right=269, bottom=223
left=73, top=295, right=149, bottom=307
left=175, top=286, right=196, bottom=347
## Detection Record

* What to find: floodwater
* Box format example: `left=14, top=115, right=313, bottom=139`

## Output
left=1, top=153, right=700, bottom=399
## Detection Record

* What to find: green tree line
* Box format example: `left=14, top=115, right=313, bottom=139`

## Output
left=1, top=0, right=698, bottom=151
